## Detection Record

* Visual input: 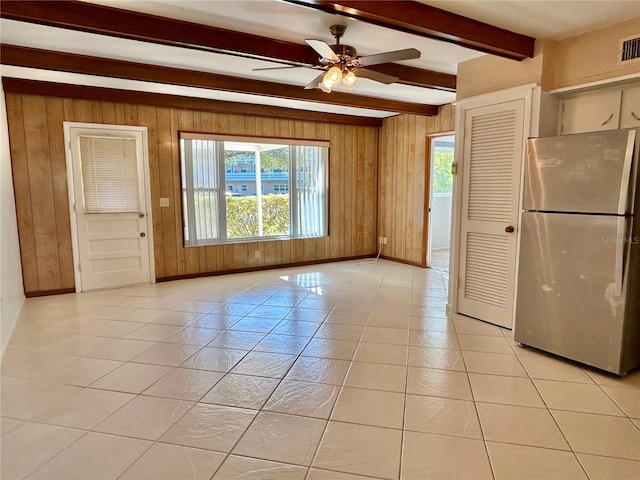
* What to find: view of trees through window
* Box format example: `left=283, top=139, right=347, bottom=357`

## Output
left=432, top=142, right=454, bottom=194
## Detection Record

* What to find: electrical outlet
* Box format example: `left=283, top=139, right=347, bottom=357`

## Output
left=159, top=198, right=170, bottom=207
left=254, top=251, right=260, bottom=259
left=378, top=236, right=388, bottom=245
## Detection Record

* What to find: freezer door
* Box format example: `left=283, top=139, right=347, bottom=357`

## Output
left=524, top=129, right=636, bottom=214
left=514, top=212, right=631, bottom=374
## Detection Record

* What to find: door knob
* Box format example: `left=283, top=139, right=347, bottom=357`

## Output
left=505, top=226, right=515, bottom=233
left=140, top=232, right=146, bottom=238
left=139, top=213, right=145, bottom=218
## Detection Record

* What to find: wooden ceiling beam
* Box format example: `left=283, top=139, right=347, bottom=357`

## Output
left=1, top=45, right=438, bottom=116
left=0, top=0, right=456, bottom=92
left=285, top=0, right=535, bottom=60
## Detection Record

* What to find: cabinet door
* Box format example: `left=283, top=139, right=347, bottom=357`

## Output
left=561, top=90, right=621, bottom=134
left=620, top=86, right=640, bottom=128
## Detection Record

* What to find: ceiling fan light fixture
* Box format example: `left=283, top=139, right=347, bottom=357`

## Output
left=343, top=70, right=358, bottom=88
left=319, top=81, right=333, bottom=93
left=325, top=66, right=342, bottom=84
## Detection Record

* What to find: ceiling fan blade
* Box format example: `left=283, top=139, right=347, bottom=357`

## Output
left=305, top=39, right=340, bottom=62
left=355, top=68, right=399, bottom=85
left=304, top=72, right=326, bottom=90
left=252, top=66, right=307, bottom=71
left=357, top=48, right=421, bottom=67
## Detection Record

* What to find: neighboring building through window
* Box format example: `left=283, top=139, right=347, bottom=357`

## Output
left=180, top=133, right=329, bottom=245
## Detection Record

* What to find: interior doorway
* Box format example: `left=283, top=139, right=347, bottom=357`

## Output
left=427, top=134, right=455, bottom=275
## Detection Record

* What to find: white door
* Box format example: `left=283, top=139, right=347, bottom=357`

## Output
left=457, top=100, right=525, bottom=328
left=66, top=124, right=153, bottom=291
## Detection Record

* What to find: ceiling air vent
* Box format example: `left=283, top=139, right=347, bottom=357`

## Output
left=620, top=36, right=640, bottom=63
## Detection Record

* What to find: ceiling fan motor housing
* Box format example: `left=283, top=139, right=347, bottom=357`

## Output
left=330, top=44, right=357, bottom=58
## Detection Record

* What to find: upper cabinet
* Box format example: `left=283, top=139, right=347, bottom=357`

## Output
left=559, top=83, right=640, bottom=134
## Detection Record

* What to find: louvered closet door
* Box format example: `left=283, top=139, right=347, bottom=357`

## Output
left=457, top=100, right=525, bottom=328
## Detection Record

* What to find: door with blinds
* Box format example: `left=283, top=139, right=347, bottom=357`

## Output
left=457, top=100, right=525, bottom=328
left=66, top=124, right=152, bottom=291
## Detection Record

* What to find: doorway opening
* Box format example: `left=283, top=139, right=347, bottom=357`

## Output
left=427, top=134, right=455, bottom=276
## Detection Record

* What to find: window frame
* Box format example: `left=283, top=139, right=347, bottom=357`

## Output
left=180, top=132, right=330, bottom=246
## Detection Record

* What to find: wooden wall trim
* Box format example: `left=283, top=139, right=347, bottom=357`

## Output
left=2, top=77, right=383, bottom=127
left=1, top=44, right=438, bottom=116
left=379, top=255, right=424, bottom=268
left=157, top=255, right=376, bottom=282
left=25, top=288, right=75, bottom=298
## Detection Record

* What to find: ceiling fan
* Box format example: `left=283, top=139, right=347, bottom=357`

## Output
left=253, top=25, right=421, bottom=93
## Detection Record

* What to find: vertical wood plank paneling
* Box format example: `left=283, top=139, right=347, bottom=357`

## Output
left=22, top=95, right=60, bottom=290
left=7, top=92, right=381, bottom=292
left=46, top=96, right=75, bottom=288
left=377, top=106, right=455, bottom=265
left=6, top=93, right=38, bottom=293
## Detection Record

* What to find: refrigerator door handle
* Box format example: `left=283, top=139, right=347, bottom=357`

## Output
left=617, top=131, right=636, bottom=215
left=614, top=217, right=626, bottom=297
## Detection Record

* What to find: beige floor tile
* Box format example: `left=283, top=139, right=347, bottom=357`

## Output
left=231, top=351, right=297, bottom=378
left=1, top=381, right=81, bottom=420
left=205, top=330, right=265, bottom=349
left=285, top=357, right=351, bottom=385
left=33, top=388, right=134, bottom=429
left=601, top=384, right=640, bottom=418
left=124, top=323, right=184, bottom=341
left=200, top=374, right=280, bottom=409
left=552, top=410, right=640, bottom=460
left=0, top=375, right=29, bottom=396
left=90, top=362, right=171, bottom=394
left=94, top=395, right=192, bottom=440
left=28, top=432, right=152, bottom=480
left=253, top=333, right=311, bottom=355
left=409, top=330, right=459, bottom=349
left=86, top=338, right=157, bottom=361
left=143, top=368, right=224, bottom=401
left=191, top=314, right=242, bottom=330
left=519, top=354, right=594, bottom=383
left=43, top=334, right=113, bottom=356
left=534, top=379, right=625, bottom=415
left=462, top=350, right=527, bottom=377
left=406, top=367, right=472, bottom=400
left=160, top=403, right=256, bottom=452
left=354, top=342, right=408, bottom=366
left=180, top=347, right=248, bottom=372
left=116, top=308, right=170, bottom=323
left=410, top=305, right=448, bottom=318
left=367, top=312, right=410, bottom=329
left=409, top=316, right=454, bottom=332
left=361, top=326, right=409, bottom=345
left=314, top=323, right=365, bottom=341
left=47, top=357, right=123, bottom=386
left=301, top=338, right=359, bottom=360
left=120, top=442, right=226, bottom=480
left=1, top=417, right=25, bottom=436
left=1, top=348, right=78, bottom=379
left=401, top=431, right=493, bottom=480
left=324, top=311, right=369, bottom=325
left=344, top=362, right=407, bottom=392
left=213, top=455, right=307, bottom=480
left=331, top=386, right=405, bottom=429
left=271, top=320, right=321, bottom=337
left=457, top=334, right=513, bottom=354
left=163, top=327, right=222, bottom=346
left=313, top=421, right=402, bottom=480
left=84, top=305, right=138, bottom=320
left=576, top=453, right=640, bottom=480
left=131, top=343, right=200, bottom=367
left=407, top=346, right=465, bottom=371
left=233, top=412, right=325, bottom=466
left=454, top=318, right=504, bottom=336
left=586, top=368, right=640, bottom=388
left=264, top=380, right=339, bottom=419
left=468, top=373, right=545, bottom=407
left=230, top=317, right=282, bottom=333
left=211, top=303, right=258, bottom=317
left=0, top=422, right=85, bottom=479
left=307, top=469, right=386, bottom=480
left=487, top=442, right=587, bottom=480
left=477, top=402, right=570, bottom=450
left=285, top=308, right=329, bottom=323
left=404, top=394, right=482, bottom=439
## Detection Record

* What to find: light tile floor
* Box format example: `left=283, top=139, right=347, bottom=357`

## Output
left=1, top=259, right=639, bottom=480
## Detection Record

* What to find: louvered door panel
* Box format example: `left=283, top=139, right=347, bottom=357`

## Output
left=457, top=100, right=525, bottom=328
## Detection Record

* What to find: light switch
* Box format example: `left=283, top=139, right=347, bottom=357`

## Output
left=160, top=198, right=170, bottom=207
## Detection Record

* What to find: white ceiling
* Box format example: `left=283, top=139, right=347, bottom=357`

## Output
left=1, top=0, right=637, bottom=118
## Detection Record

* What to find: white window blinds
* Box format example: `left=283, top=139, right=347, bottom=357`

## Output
left=79, top=136, right=140, bottom=213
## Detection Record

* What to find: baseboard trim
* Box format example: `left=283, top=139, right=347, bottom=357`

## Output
left=379, top=255, right=425, bottom=268
left=25, top=287, right=76, bottom=298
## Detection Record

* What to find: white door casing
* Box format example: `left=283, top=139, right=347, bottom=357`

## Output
left=456, top=100, right=525, bottom=327
left=64, top=123, right=154, bottom=292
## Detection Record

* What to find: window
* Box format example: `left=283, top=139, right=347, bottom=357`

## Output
left=432, top=140, right=454, bottom=194
left=180, top=133, right=329, bottom=246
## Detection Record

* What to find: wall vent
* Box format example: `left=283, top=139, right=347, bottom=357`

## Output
left=620, top=36, right=640, bottom=63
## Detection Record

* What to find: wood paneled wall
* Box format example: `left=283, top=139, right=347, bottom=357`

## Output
left=6, top=93, right=378, bottom=294
left=377, top=104, right=455, bottom=266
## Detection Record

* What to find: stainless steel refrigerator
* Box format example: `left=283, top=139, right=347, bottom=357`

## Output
left=515, top=128, right=640, bottom=375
